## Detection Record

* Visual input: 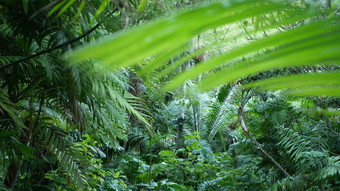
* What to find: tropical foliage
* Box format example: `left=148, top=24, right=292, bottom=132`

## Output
left=0, top=0, right=339, bottom=190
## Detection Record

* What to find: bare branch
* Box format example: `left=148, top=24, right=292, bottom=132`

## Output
left=0, top=22, right=101, bottom=71
left=0, top=9, right=118, bottom=71
left=238, top=104, right=292, bottom=179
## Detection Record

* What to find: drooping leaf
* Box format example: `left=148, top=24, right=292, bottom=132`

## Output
left=65, top=0, right=339, bottom=98
left=137, top=0, right=148, bottom=12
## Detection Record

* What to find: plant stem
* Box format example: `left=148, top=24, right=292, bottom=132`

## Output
left=238, top=104, right=292, bottom=179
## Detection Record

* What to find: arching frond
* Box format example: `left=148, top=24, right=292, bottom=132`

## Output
left=204, top=85, right=239, bottom=142
left=66, top=0, right=340, bottom=97
left=34, top=120, right=89, bottom=189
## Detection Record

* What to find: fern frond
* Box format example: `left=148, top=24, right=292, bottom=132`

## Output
left=275, top=124, right=340, bottom=183
left=108, top=88, right=151, bottom=128
left=315, top=156, right=340, bottom=181
left=205, top=85, right=239, bottom=142
left=277, top=127, right=313, bottom=161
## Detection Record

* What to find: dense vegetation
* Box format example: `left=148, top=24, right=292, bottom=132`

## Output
left=0, top=0, right=339, bottom=190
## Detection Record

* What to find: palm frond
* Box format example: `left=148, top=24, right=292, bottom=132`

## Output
left=108, top=88, right=151, bottom=128
left=65, top=0, right=339, bottom=96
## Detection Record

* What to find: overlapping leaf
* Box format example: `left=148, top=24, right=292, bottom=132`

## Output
left=65, top=0, right=340, bottom=97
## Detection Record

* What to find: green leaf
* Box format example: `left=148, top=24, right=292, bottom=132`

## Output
left=285, top=86, right=340, bottom=97
left=65, top=0, right=284, bottom=66
left=0, top=131, right=16, bottom=138
left=48, top=0, right=67, bottom=17
left=0, top=101, right=26, bottom=129
left=65, top=0, right=340, bottom=97
left=74, top=0, right=86, bottom=21
left=115, top=171, right=120, bottom=178
left=245, top=72, right=340, bottom=90
left=16, top=141, right=35, bottom=159
left=165, top=19, right=339, bottom=91
left=57, top=0, right=76, bottom=17
left=90, top=0, right=110, bottom=25
left=137, top=0, right=148, bottom=12
left=244, top=72, right=340, bottom=97
left=22, top=0, right=28, bottom=14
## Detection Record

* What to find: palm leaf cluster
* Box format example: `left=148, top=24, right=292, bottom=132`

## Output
left=0, top=0, right=149, bottom=189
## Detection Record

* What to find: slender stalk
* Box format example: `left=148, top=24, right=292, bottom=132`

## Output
left=238, top=104, right=292, bottom=179
left=0, top=22, right=101, bottom=71
left=0, top=9, right=118, bottom=71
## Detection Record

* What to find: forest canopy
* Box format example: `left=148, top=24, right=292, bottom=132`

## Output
left=0, top=0, right=339, bottom=190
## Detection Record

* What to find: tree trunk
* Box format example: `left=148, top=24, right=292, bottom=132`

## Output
left=4, top=162, right=22, bottom=188
left=176, top=118, right=185, bottom=147
left=128, top=71, right=143, bottom=126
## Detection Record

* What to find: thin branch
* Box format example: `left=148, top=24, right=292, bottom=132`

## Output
left=238, top=104, right=292, bottom=179
left=29, top=0, right=62, bottom=20
left=0, top=8, right=118, bottom=71
left=0, top=22, right=101, bottom=71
